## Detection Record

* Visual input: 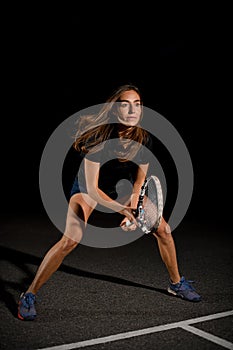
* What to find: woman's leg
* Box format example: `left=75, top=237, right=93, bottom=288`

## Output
left=153, top=218, right=181, bottom=283
left=26, top=193, right=96, bottom=295
left=153, top=218, right=202, bottom=301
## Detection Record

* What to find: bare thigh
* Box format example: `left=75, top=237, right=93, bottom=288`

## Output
left=64, top=193, right=97, bottom=243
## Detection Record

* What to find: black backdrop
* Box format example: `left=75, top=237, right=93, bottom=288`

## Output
left=2, top=10, right=230, bottom=228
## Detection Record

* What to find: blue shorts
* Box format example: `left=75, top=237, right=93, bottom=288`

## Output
left=70, top=177, right=86, bottom=198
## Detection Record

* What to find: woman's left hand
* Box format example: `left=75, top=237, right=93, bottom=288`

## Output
left=120, top=217, right=137, bottom=231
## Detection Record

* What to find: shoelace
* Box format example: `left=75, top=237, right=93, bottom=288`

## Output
left=24, top=294, right=35, bottom=307
left=182, top=279, right=196, bottom=291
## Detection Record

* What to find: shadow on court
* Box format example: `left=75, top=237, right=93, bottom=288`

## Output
left=0, top=245, right=170, bottom=320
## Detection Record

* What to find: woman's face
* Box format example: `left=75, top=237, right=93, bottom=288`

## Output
left=116, top=90, right=142, bottom=126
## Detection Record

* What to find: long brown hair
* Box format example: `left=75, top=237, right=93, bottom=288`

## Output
left=73, top=84, right=149, bottom=161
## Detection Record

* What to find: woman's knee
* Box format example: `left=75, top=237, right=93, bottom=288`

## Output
left=153, top=218, right=171, bottom=240
left=59, top=235, right=79, bottom=254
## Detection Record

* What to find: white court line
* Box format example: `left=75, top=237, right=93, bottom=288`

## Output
left=38, top=310, right=233, bottom=350
left=180, top=325, right=233, bottom=350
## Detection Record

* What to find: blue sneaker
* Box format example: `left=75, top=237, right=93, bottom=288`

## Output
left=18, top=292, right=37, bottom=320
left=167, top=276, right=201, bottom=302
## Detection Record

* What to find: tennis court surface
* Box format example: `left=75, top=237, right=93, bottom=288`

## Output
left=0, top=214, right=232, bottom=350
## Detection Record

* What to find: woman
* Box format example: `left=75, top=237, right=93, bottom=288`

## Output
left=18, top=84, right=201, bottom=321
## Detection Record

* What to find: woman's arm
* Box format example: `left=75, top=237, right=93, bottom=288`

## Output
left=120, top=163, right=149, bottom=231
left=130, top=163, right=149, bottom=209
left=84, top=158, right=136, bottom=223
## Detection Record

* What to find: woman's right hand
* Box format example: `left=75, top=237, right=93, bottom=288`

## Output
left=119, top=207, right=137, bottom=226
left=120, top=216, right=137, bottom=231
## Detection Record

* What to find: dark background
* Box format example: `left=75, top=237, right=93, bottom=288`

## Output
left=2, top=9, right=230, bottom=227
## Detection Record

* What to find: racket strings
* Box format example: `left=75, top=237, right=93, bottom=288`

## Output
left=143, top=177, right=163, bottom=231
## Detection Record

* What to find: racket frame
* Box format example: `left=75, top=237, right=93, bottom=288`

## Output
left=126, top=175, right=163, bottom=234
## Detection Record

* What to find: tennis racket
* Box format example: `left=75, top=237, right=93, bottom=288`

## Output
left=125, top=175, right=163, bottom=234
